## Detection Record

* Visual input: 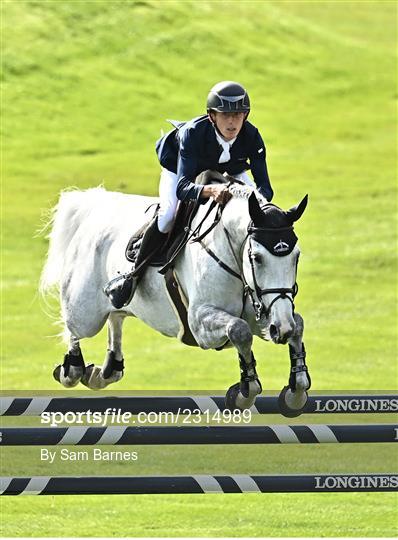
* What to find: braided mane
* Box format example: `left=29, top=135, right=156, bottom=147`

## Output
left=228, top=182, right=268, bottom=206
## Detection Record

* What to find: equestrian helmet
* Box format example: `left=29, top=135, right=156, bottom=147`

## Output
left=207, top=81, right=250, bottom=113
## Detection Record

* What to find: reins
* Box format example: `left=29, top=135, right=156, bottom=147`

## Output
left=190, top=199, right=299, bottom=322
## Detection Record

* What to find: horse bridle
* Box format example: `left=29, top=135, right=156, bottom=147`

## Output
left=225, top=227, right=298, bottom=322
left=192, top=205, right=299, bottom=322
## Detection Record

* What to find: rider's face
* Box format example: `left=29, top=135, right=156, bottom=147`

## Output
left=210, top=111, right=247, bottom=141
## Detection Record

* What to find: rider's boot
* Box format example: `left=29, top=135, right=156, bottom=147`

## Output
left=103, top=217, right=167, bottom=309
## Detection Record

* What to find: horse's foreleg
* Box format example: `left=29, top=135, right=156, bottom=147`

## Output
left=53, top=335, right=86, bottom=388
left=225, top=317, right=263, bottom=411
left=81, top=313, right=125, bottom=390
left=278, top=312, right=311, bottom=417
left=191, top=305, right=262, bottom=411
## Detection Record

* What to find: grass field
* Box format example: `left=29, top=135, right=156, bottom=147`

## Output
left=1, top=0, right=397, bottom=537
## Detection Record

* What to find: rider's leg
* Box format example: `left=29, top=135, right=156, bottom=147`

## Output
left=158, top=168, right=180, bottom=233
left=104, top=216, right=168, bottom=308
left=103, top=168, right=177, bottom=309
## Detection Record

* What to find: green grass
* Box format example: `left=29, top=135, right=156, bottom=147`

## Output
left=2, top=493, right=396, bottom=537
left=1, top=0, right=397, bottom=537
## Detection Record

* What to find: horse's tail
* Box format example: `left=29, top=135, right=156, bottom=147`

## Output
left=40, top=187, right=106, bottom=296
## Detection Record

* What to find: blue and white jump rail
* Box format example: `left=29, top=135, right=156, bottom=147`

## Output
left=1, top=424, right=397, bottom=445
left=1, top=474, right=397, bottom=495
left=1, top=393, right=396, bottom=495
left=1, top=394, right=397, bottom=416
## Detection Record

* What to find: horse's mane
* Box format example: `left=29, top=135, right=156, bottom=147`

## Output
left=228, top=182, right=268, bottom=206
left=228, top=182, right=290, bottom=228
left=228, top=182, right=253, bottom=200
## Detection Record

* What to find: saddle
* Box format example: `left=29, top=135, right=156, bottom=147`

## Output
left=125, top=170, right=240, bottom=346
left=125, top=170, right=231, bottom=267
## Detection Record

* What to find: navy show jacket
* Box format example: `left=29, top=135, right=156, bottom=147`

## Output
left=155, top=115, right=273, bottom=201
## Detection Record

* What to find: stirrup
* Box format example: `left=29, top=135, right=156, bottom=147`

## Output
left=103, top=272, right=137, bottom=309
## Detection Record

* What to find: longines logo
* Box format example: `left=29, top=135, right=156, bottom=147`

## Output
left=315, top=475, right=398, bottom=490
left=314, top=398, right=398, bottom=413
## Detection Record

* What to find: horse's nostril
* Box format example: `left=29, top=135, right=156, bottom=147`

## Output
left=279, top=329, right=293, bottom=344
left=285, top=328, right=294, bottom=340
left=269, top=324, right=279, bottom=341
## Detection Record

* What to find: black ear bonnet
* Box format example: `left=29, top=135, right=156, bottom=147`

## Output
left=248, top=223, right=298, bottom=256
left=247, top=193, right=308, bottom=257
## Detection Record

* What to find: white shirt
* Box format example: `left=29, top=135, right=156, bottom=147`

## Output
left=214, top=129, right=236, bottom=164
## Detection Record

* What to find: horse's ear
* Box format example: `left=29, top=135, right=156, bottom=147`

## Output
left=248, top=191, right=264, bottom=225
left=285, top=194, right=308, bottom=223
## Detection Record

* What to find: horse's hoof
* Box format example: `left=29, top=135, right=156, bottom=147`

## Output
left=225, top=382, right=241, bottom=411
left=53, top=364, right=82, bottom=388
left=225, top=380, right=261, bottom=411
left=80, top=364, right=104, bottom=390
left=53, top=365, right=61, bottom=383
left=80, top=364, right=123, bottom=390
left=278, top=385, right=308, bottom=418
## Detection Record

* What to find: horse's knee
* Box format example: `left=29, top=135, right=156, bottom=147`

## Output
left=226, top=318, right=252, bottom=347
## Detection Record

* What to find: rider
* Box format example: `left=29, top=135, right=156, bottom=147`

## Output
left=104, top=81, right=274, bottom=309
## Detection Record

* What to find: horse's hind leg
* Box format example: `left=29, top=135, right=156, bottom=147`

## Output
left=81, top=312, right=125, bottom=390
left=53, top=334, right=86, bottom=388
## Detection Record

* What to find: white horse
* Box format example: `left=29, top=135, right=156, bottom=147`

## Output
left=40, top=183, right=311, bottom=416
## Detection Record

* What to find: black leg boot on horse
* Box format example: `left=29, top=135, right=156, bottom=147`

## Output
left=103, top=217, right=168, bottom=309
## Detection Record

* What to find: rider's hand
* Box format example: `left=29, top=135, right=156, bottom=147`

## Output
left=202, top=184, right=232, bottom=205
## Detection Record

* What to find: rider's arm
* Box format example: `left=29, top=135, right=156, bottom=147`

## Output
left=250, top=131, right=274, bottom=201
left=176, top=128, right=229, bottom=204
left=176, top=128, right=204, bottom=202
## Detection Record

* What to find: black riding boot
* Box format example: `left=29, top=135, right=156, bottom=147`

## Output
left=103, top=218, right=167, bottom=309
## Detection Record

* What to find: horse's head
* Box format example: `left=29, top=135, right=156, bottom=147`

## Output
left=242, top=192, right=308, bottom=343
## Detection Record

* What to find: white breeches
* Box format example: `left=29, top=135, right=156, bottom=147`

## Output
left=157, top=168, right=255, bottom=233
